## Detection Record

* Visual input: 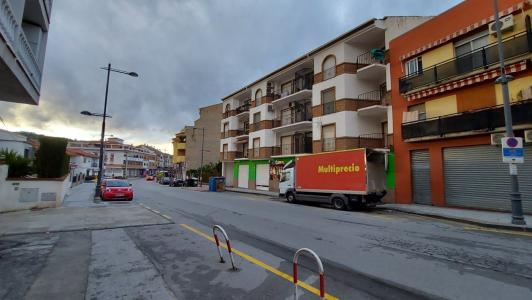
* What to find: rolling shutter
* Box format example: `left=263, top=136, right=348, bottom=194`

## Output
left=256, top=164, right=270, bottom=191
left=411, top=150, right=432, bottom=205
left=238, top=165, right=249, bottom=188
left=444, top=145, right=531, bottom=213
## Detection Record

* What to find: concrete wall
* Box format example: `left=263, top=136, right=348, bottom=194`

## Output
left=0, top=164, right=70, bottom=212
left=186, top=103, right=222, bottom=170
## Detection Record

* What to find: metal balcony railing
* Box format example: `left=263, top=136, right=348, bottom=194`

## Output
left=278, top=139, right=313, bottom=155
left=399, top=31, right=532, bottom=94
left=235, top=150, right=248, bottom=159
left=236, top=126, right=249, bottom=136
left=279, top=108, right=312, bottom=126
left=356, top=50, right=385, bottom=69
left=402, top=99, right=532, bottom=140
left=357, top=90, right=383, bottom=102
left=356, top=133, right=385, bottom=148
left=236, top=101, right=251, bottom=114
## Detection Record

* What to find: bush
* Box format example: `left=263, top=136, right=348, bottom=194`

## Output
left=35, top=136, right=69, bottom=178
left=0, top=149, right=33, bottom=177
left=186, top=162, right=222, bottom=183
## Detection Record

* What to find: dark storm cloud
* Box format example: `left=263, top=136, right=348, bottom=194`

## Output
left=0, top=0, right=461, bottom=148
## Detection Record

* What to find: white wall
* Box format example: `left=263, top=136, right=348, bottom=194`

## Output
left=248, top=129, right=275, bottom=148
left=313, top=111, right=382, bottom=140
left=249, top=103, right=274, bottom=122
left=0, top=164, right=70, bottom=213
left=312, top=74, right=380, bottom=106
left=313, top=43, right=345, bottom=73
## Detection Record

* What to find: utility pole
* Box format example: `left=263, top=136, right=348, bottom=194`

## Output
left=95, top=63, right=111, bottom=198
left=492, top=0, right=525, bottom=225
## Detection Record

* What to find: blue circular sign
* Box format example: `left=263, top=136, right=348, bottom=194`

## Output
left=506, top=137, right=518, bottom=147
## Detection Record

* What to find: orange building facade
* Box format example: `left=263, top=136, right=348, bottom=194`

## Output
left=389, top=0, right=532, bottom=212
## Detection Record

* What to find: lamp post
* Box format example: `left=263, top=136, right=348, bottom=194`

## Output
left=192, top=127, right=205, bottom=187
left=492, top=0, right=525, bottom=225
left=81, top=63, right=138, bottom=199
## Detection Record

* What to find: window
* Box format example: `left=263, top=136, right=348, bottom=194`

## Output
left=405, top=57, right=422, bottom=76
left=281, top=81, right=293, bottom=96
left=223, top=122, right=229, bottom=137
left=322, top=124, right=335, bottom=152
left=281, top=135, right=292, bottom=155
left=253, top=138, right=260, bottom=158
left=321, top=88, right=335, bottom=115
left=455, top=31, right=489, bottom=72
left=408, top=103, right=427, bottom=121
left=253, top=112, right=261, bottom=131
left=222, top=144, right=228, bottom=160
left=255, top=89, right=263, bottom=106
left=322, top=55, right=336, bottom=80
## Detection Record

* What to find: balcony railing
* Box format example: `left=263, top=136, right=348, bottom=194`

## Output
left=272, top=72, right=314, bottom=99
left=0, top=0, right=42, bottom=90
left=402, top=99, right=532, bottom=140
left=236, top=126, right=249, bottom=136
left=399, top=31, right=531, bottom=94
left=357, top=90, right=383, bottom=102
left=235, top=150, right=248, bottom=159
left=279, top=108, right=312, bottom=126
left=356, top=133, right=385, bottom=148
left=356, top=50, right=385, bottom=68
left=278, top=138, right=313, bottom=155
left=236, top=101, right=251, bottom=114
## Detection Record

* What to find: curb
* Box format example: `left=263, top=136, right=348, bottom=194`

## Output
left=383, top=206, right=531, bottom=232
left=225, top=188, right=278, bottom=198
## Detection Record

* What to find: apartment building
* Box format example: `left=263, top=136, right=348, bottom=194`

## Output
left=67, top=137, right=157, bottom=178
left=66, top=148, right=98, bottom=182
left=172, top=130, right=186, bottom=178
left=220, top=16, right=430, bottom=192
left=0, top=0, right=52, bottom=105
left=390, top=0, right=532, bottom=212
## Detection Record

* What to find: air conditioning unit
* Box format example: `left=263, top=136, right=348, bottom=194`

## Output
left=267, top=104, right=274, bottom=112
left=489, top=14, right=514, bottom=35
left=525, top=130, right=532, bottom=143
left=490, top=132, right=506, bottom=145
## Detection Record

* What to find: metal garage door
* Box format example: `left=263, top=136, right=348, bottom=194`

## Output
left=444, top=145, right=532, bottom=213
left=411, top=150, right=432, bottom=205
left=238, top=165, right=249, bottom=188
left=256, top=164, right=270, bottom=191
left=223, top=163, right=233, bottom=187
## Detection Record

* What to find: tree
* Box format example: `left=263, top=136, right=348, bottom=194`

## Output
left=35, top=136, right=69, bottom=178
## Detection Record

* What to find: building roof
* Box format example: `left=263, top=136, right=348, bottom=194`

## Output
left=66, top=148, right=98, bottom=158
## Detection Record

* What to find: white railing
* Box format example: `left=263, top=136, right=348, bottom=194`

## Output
left=0, top=0, right=42, bottom=90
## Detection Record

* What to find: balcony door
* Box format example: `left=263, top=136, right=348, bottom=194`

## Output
left=322, top=124, right=335, bottom=152
left=281, top=136, right=292, bottom=155
left=455, top=31, right=488, bottom=74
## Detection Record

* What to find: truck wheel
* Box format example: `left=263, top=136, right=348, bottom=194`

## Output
left=332, top=197, right=347, bottom=210
left=286, top=192, right=296, bottom=203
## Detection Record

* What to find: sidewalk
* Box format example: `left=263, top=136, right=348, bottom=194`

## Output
left=383, top=204, right=532, bottom=231
left=63, top=182, right=104, bottom=207
left=225, top=187, right=277, bottom=197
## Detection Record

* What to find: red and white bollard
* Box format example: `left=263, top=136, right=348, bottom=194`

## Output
left=293, top=248, right=325, bottom=300
left=212, top=225, right=237, bottom=270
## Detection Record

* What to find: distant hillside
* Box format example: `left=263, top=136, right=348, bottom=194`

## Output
left=16, top=131, right=72, bottom=141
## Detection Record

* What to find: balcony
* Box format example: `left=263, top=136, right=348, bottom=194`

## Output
left=271, top=73, right=313, bottom=107
left=235, top=151, right=248, bottom=159
left=236, top=101, right=251, bottom=116
left=356, top=90, right=388, bottom=118
left=399, top=31, right=531, bottom=94
left=275, top=138, right=313, bottom=156
left=355, top=133, right=386, bottom=148
left=402, top=99, right=532, bottom=140
left=356, top=50, right=386, bottom=80
left=273, top=107, right=312, bottom=134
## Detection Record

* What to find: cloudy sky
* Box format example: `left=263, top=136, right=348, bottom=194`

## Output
left=1, top=0, right=461, bottom=153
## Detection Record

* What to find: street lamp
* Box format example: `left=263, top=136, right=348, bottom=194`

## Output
left=81, top=63, right=138, bottom=199
left=492, top=0, right=525, bottom=225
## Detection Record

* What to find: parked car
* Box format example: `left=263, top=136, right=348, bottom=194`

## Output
left=170, top=178, right=184, bottom=187
left=101, top=179, right=133, bottom=201
left=146, top=175, right=155, bottom=181
left=185, top=178, right=198, bottom=187
left=160, top=177, right=171, bottom=185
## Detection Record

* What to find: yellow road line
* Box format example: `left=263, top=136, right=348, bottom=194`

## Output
left=464, top=226, right=532, bottom=237
left=180, top=223, right=338, bottom=300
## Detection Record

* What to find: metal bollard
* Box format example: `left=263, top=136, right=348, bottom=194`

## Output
left=212, top=225, right=237, bottom=270
left=293, top=248, right=325, bottom=300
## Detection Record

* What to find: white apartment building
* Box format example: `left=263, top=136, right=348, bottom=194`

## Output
left=0, top=0, right=52, bottom=105
left=0, top=129, right=34, bottom=158
left=220, top=17, right=430, bottom=192
left=66, top=149, right=98, bottom=183
left=67, top=137, right=158, bottom=178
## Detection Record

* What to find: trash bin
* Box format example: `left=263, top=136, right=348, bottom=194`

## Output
left=216, top=177, right=225, bottom=192
left=208, top=177, right=216, bottom=192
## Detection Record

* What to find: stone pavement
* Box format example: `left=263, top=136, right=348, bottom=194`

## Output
left=383, top=203, right=532, bottom=231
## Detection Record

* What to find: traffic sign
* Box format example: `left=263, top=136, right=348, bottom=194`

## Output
left=501, top=137, right=524, bottom=163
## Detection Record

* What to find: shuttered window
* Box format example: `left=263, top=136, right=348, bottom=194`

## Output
left=322, top=124, right=335, bottom=152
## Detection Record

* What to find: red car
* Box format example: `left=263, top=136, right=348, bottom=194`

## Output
left=146, top=175, right=155, bottom=181
left=101, top=179, right=134, bottom=201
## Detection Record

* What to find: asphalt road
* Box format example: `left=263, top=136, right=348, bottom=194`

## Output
left=129, top=179, right=532, bottom=300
